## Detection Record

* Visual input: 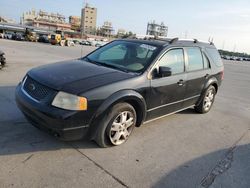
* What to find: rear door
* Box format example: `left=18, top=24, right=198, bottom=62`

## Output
left=183, top=47, right=211, bottom=107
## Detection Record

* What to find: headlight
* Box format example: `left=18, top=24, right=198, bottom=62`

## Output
left=52, top=91, right=87, bottom=111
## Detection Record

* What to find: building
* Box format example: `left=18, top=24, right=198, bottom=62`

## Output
left=69, top=16, right=81, bottom=31
left=98, top=21, right=114, bottom=37
left=21, top=9, right=36, bottom=26
left=146, top=21, right=168, bottom=37
left=117, top=29, right=126, bottom=37
left=80, top=3, right=97, bottom=34
left=21, top=9, right=71, bottom=31
left=0, top=16, right=16, bottom=24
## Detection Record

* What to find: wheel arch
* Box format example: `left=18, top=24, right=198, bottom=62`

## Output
left=205, top=77, right=218, bottom=93
left=196, top=77, right=218, bottom=106
left=88, top=90, right=147, bottom=140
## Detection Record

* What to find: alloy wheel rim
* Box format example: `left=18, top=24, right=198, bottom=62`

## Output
left=109, top=111, right=134, bottom=145
left=203, top=89, right=214, bottom=111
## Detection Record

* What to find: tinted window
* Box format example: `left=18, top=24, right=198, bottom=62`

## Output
left=206, top=48, right=223, bottom=67
left=158, top=49, right=184, bottom=75
left=186, top=47, right=203, bottom=71
left=86, top=41, right=159, bottom=72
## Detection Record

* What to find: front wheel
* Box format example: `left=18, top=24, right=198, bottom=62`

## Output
left=195, top=85, right=216, bottom=113
left=95, top=103, right=137, bottom=148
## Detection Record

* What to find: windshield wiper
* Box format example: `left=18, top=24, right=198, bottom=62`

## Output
left=84, top=57, right=99, bottom=64
left=99, top=62, right=129, bottom=73
left=84, top=57, right=129, bottom=73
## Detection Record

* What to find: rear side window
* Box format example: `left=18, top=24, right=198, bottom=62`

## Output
left=205, top=48, right=223, bottom=67
left=202, top=53, right=210, bottom=69
left=186, top=47, right=203, bottom=71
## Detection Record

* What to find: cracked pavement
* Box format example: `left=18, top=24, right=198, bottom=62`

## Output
left=0, top=40, right=249, bottom=188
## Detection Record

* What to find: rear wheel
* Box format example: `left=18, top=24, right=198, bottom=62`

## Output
left=195, top=85, right=216, bottom=113
left=0, top=55, right=6, bottom=68
left=95, top=103, right=136, bottom=148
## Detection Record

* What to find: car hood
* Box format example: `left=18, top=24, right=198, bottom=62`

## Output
left=28, top=59, right=136, bottom=94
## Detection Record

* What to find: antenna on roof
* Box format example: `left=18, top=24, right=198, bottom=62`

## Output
left=170, top=38, right=179, bottom=44
left=208, top=37, right=214, bottom=45
left=194, top=39, right=198, bottom=43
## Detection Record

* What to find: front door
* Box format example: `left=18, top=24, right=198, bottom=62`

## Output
left=146, top=48, right=186, bottom=121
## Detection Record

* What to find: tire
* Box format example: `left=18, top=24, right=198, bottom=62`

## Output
left=65, top=40, right=70, bottom=47
left=60, top=40, right=65, bottom=46
left=195, top=85, right=216, bottom=114
left=95, top=103, right=137, bottom=148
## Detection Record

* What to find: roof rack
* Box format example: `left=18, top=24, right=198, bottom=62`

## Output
left=170, top=37, right=179, bottom=44
left=178, top=38, right=199, bottom=43
left=141, top=36, right=214, bottom=46
left=153, top=37, right=199, bottom=44
left=172, top=38, right=214, bottom=45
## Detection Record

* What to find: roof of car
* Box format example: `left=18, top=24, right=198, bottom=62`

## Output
left=118, top=38, right=168, bottom=47
left=118, top=38, right=215, bottom=48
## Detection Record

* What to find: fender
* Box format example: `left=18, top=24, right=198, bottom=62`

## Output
left=196, top=77, right=218, bottom=106
left=88, top=89, right=147, bottom=139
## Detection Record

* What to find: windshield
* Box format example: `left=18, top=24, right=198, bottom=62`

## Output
left=84, top=40, right=159, bottom=73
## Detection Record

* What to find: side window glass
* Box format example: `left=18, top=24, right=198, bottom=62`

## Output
left=202, top=52, right=210, bottom=69
left=205, top=47, right=223, bottom=67
left=186, top=47, right=203, bottom=71
left=158, top=49, right=184, bottom=75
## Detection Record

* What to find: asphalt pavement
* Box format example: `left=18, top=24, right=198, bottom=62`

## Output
left=0, top=39, right=249, bottom=188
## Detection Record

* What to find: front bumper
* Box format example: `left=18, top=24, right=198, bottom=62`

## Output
left=15, top=83, right=90, bottom=141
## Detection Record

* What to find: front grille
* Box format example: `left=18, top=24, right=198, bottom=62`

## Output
left=23, top=76, right=55, bottom=102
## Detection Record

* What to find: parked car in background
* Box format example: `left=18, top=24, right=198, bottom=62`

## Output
left=12, top=33, right=25, bottom=41
left=95, top=41, right=108, bottom=47
left=0, top=50, right=6, bottom=69
left=4, top=33, right=12, bottom=39
left=16, top=38, right=224, bottom=147
left=80, top=40, right=92, bottom=46
left=95, top=43, right=102, bottom=47
left=38, top=35, right=50, bottom=43
left=73, top=40, right=80, bottom=45
left=243, top=57, right=250, bottom=61
left=236, top=57, right=243, bottom=61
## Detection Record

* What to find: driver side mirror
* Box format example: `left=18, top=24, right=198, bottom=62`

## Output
left=158, top=66, right=172, bottom=77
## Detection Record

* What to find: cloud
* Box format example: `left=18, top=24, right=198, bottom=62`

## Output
left=240, top=14, right=250, bottom=18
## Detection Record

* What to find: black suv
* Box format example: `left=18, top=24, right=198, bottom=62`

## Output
left=16, top=38, right=224, bottom=147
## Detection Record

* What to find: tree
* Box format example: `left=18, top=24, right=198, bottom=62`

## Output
left=122, top=31, right=134, bottom=38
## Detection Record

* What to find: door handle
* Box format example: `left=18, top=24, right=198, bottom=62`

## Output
left=205, top=74, right=209, bottom=79
left=177, top=79, right=184, bottom=86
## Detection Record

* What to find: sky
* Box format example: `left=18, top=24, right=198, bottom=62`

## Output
left=1, top=0, right=250, bottom=53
